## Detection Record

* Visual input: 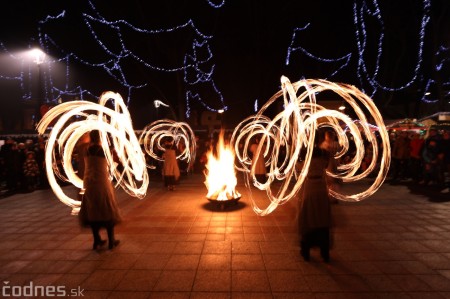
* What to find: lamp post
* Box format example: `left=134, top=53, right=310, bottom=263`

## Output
left=30, top=48, right=46, bottom=126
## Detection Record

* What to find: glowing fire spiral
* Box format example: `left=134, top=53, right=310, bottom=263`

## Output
left=36, top=91, right=149, bottom=214
left=231, top=76, right=391, bottom=216
left=139, top=119, right=196, bottom=169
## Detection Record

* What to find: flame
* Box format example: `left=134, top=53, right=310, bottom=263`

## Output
left=204, top=132, right=241, bottom=201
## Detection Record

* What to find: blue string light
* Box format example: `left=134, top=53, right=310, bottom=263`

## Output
left=206, top=0, right=225, bottom=9
left=0, top=0, right=226, bottom=119
left=285, top=0, right=444, bottom=104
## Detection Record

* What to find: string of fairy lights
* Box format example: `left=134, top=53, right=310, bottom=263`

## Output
left=1, top=0, right=226, bottom=118
left=285, top=0, right=448, bottom=103
left=0, top=0, right=448, bottom=118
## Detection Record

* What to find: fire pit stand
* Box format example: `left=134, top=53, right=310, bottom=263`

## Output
left=207, top=196, right=241, bottom=210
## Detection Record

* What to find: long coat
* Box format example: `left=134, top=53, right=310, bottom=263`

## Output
left=78, top=145, right=122, bottom=226
left=162, top=148, right=180, bottom=180
left=298, top=149, right=331, bottom=235
left=250, top=143, right=266, bottom=175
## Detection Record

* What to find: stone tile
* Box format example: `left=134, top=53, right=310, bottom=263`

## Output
left=359, top=274, right=402, bottom=291
left=417, top=274, right=450, bottom=291
left=115, top=269, right=160, bottom=291
left=304, top=274, right=342, bottom=292
left=69, top=260, right=103, bottom=274
left=231, top=270, right=271, bottom=292
left=108, top=291, right=150, bottom=299
left=231, top=241, right=261, bottom=254
left=267, top=270, right=309, bottom=292
left=203, top=241, right=232, bottom=254
left=54, top=273, right=90, bottom=290
left=165, top=254, right=201, bottom=270
left=153, top=270, right=196, bottom=291
left=144, top=241, right=177, bottom=254
left=233, top=292, right=273, bottom=298
left=262, top=254, right=300, bottom=270
left=232, top=254, right=265, bottom=270
left=0, top=260, right=32, bottom=274
left=82, top=269, right=127, bottom=291
left=332, top=274, right=372, bottom=292
left=20, top=260, right=77, bottom=274
left=192, top=270, right=231, bottom=292
left=173, top=241, right=204, bottom=254
left=99, top=253, right=140, bottom=270
left=199, top=254, right=231, bottom=270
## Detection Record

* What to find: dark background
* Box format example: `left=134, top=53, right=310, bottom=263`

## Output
left=1, top=0, right=449, bottom=131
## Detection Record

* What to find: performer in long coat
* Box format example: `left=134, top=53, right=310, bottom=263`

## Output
left=250, top=137, right=267, bottom=183
left=162, top=142, right=180, bottom=190
left=79, top=130, right=122, bottom=250
left=298, top=132, right=332, bottom=262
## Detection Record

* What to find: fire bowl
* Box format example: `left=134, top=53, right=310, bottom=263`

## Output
left=206, top=196, right=241, bottom=210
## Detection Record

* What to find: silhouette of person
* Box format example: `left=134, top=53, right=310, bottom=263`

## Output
left=250, top=137, right=267, bottom=183
left=298, top=129, right=332, bottom=262
left=78, top=130, right=122, bottom=250
left=74, top=132, right=90, bottom=201
left=162, top=139, right=180, bottom=190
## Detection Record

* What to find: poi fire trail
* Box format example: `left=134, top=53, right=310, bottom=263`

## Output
left=36, top=91, right=149, bottom=214
left=231, top=76, right=391, bottom=216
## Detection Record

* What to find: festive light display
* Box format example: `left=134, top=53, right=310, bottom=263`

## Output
left=285, top=0, right=449, bottom=102
left=231, top=76, right=391, bottom=216
left=0, top=0, right=226, bottom=117
left=1, top=0, right=448, bottom=119
left=286, top=23, right=353, bottom=78
left=206, top=0, right=225, bottom=9
left=139, top=119, right=197, bottom=169
left=36, top=91, right=149, bottom=214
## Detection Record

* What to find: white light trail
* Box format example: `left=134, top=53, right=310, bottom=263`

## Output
left=139, top=119, right=197, bottom=169
left=36, top=91, right=149, bottom=214
left=231, top=76, right=391, bottom=216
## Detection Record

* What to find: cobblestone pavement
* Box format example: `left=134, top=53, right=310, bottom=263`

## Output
left=1, top=173, right=450, bottom=298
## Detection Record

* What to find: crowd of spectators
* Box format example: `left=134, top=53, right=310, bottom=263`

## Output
left=0, top=136, right=48, bottom=196
left=1, top=128, right=449, bottom=198
left=389, top=128, right=450, bottom=193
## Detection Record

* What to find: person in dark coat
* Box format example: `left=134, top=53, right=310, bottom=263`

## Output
left=249, top=137, right=267, bottom=183
left=78, top=130, right=122, bottom=250
left=298, top=129, right=332, bottom=262
left=162, top=140, right=180, bottom=191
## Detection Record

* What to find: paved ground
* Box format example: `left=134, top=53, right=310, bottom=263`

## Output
left=1, top=173, right=450, bottom=298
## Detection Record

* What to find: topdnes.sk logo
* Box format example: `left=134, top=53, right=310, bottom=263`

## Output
left=2, top=281, right=84, bottom=297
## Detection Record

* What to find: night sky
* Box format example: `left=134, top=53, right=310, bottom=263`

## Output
left=1, top=0, right=449, bottom=130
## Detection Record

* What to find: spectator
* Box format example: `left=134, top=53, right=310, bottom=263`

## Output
left=162, top=139, right=180, bottom=191
left=420, top=139, right=441, bottom=186
left=390, top=131, right=411, bottom=182
left=298, top=129, right=332, bottom=262
left=409, top=132, right=425, bottom=182
left=23, top=151, right=40, bottom=191
left=439, top=131, right=450, bottom=193
left=78, top=130, right=122, bottom=250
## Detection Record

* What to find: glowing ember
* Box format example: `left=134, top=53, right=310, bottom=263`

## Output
left=204, top=132, right=241, bottom=201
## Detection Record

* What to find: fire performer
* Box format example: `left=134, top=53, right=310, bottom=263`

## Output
left=298, top=129, right=332, bottom=262
left=162, top=139, right=180, bottom=191
left=78, top=130, right=122, bottom=250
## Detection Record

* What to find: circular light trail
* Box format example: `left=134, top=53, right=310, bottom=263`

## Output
left=231, top=76, right=391, bottom=216
left=36, top=91, right=149, bottom=214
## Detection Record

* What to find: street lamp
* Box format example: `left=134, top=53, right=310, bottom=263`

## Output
left=29, top=48, right=46, bottom=125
